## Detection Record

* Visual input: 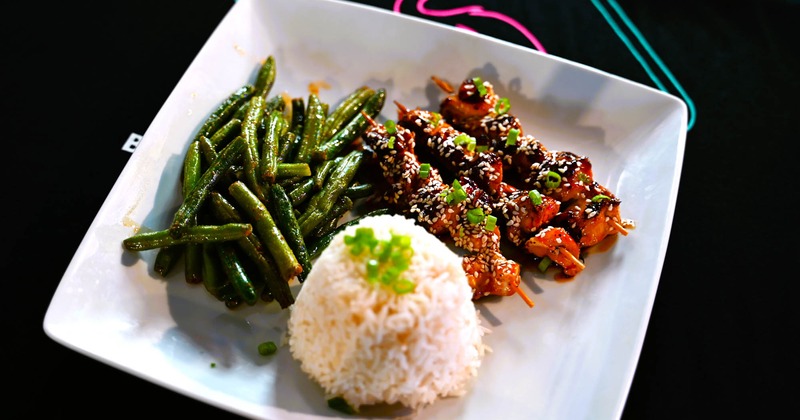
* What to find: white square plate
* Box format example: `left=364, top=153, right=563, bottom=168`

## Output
left=44, top=0, right=686, bottom=418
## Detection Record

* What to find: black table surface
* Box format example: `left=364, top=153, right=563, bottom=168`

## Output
left=4, top=0, right=796, bottom=418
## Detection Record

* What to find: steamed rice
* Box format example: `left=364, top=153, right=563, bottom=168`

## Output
left=286, top=214, right=488, bottom=411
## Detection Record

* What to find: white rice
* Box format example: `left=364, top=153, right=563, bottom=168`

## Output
left=287, top=214, right=488, bottom=411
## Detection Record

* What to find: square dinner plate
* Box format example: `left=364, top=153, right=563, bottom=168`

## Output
left=44, top=0, right=687, bottom=418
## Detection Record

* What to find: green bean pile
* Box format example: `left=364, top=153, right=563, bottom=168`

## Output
left=122, top=55, right=389, bottom=310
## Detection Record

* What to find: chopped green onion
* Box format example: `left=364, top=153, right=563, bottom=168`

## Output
left=529, top=189, right=543, bottom=205
left=537, top=257, right=552, bottom=273
left=345, top=228, right=416, bottom=294
left=419, top=163, right=431, bottom=179
left=466, top=207, right=485, bottom=224
left=393, top=278, right=416, bottom=294
left=545, top=171, right=562, bottom=189
left=505, top=128, right=520, bottom=146
left=578, top=173, right=591, bottom=184
left=366, top=259, right=379, bottom=281
left=475, top=145, right=489, bottom=153
left=446, top=179, right=467, bottom=205
left=472, top=77, right=487, bottom=96
left=385, top=119, right=396, bottom=134
left=485, top=215, right=497, bottom=231
left=429, top=112, right=441, bottom=126
left=592, top=194, right=611, bottom=202
left=344, top=227, right=378, bottom=255
left=453, top=133, right=476, bottom=151
left=258, top=341, right=277, bottom=356
left=495, top=97, right=511, bottom=114
left=387, top=136, right=395, bottom=149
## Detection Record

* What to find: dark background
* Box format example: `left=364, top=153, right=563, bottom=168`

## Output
left=3, top=0, right=796, bottom=418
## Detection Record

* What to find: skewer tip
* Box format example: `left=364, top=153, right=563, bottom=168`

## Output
left=611, top=219, right=629, bottom=236
left=510, top=281, right=535, bottom=308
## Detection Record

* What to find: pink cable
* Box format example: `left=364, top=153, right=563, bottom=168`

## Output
left=392, top=0, right=546, bottom=53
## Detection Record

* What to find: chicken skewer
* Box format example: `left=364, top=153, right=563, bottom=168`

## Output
left=433, top=76, right=630, bottom=249
left=361, top=113, right=534, bottom=307
left=393, top=102, right=586, bottom=277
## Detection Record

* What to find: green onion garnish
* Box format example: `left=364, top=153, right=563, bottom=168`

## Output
left=495, top=97, right=511, bottom=114
left=453, top=133, right=476, bottom=151
left=528, top=189, right=543, bottom=205
left=475, top=145, right=489, bottom=153
left=343, top=227, right=378, bottom=255
left=472, top=77, right=487, bottom=96
left=485, top=215, right=497, bottom=231
left=392, top=278, right=416, bottom=294
left=577, top=173, right=591, bottom=184
left=545, top=171, right=562, bottom=189
left=344, top=228, right=416, bottom=294
left=445, top=179, right=467, bottom=205
left=537, top=257, right=552, bottom=273
left=592, top=194, right=611, bottom=202
left=466, top=207, right=485, bottom=224
left=505, top=128, right=520, bottom=146
left=385, top=119, right=396, bottom=134
left=387, top=136, right=395, bottom=149
left=430, top=112, right=441, bottom=126
left=419, top=163, right=431, bottom=179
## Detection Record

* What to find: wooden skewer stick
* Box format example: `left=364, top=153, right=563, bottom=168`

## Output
left=510, top=281, right=535, bottom=308
left=561, top=249, right=586, bottom=270
left=431, top=75, right=454, bottom=94
left=527, top=238, right=586, bottom=271
left=611, top=219, right=629, bottom=236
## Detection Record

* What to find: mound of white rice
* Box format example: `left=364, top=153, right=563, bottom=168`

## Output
left=287, top=214, right=488, bottom=411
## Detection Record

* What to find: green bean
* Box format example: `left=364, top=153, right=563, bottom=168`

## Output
left=343, top=183, right=375, bottom=200
left=265, top=94, right=286, bottom=115
left=209, top=192, right=294, bottom=308
left=314, top=88, right=385, bottom=161
left=201, top=242, right=231, bottom=301
left=321, top=86, right=374, bottom=141
left=194, top=84, right=254, bottom=143
left=269, top=184, right=311, bottom=282
left=182, top=141, right=202, bottom=198
left=289, top=97, right=305, bottom=138
left=243, top=141, right=267, bottom=202
left=215, top=241, right=259, bottom=306
left=123, top=223, right=252, bottom=251
left=306, top=208, right=390, bottom=260
left=312, top=158, right=340, bottom=190
left=309, top=195, right=353, bottom=239
left=228, top=181, right=302, bottom=282
left=242, top=95, right=266, bottom=160
left=209, top=118, right=241, bottom=149
left=154, top=245, right=183, bottom=277
left=298, top=150, right=363, bottom=236
left=169, top=136, right=246, bottom=238
left=276, top=163, right=311, bottom=179
left=232, top=100, right=250, bottom=121
left=182, top=141, right=204, bottom=284
left=254, top=55, right=276, bottom=99
left=277, top=131, right=297, bottom=163
left=293, top=93, right=326, bottom=163
left=197, top=135, right=218, bottom=165
left=287, top=178, right=315, bottom=207
left=259, top=111, right=282, bottom=183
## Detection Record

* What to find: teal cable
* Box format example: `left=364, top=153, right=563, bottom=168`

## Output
left=591, top=0, right=696, bottom=131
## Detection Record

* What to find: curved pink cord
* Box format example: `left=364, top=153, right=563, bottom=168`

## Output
left=392, top=0, right=546, bottom=53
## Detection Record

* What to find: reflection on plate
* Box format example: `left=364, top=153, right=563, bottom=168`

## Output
left=43, top=0, right=686, bottom=418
